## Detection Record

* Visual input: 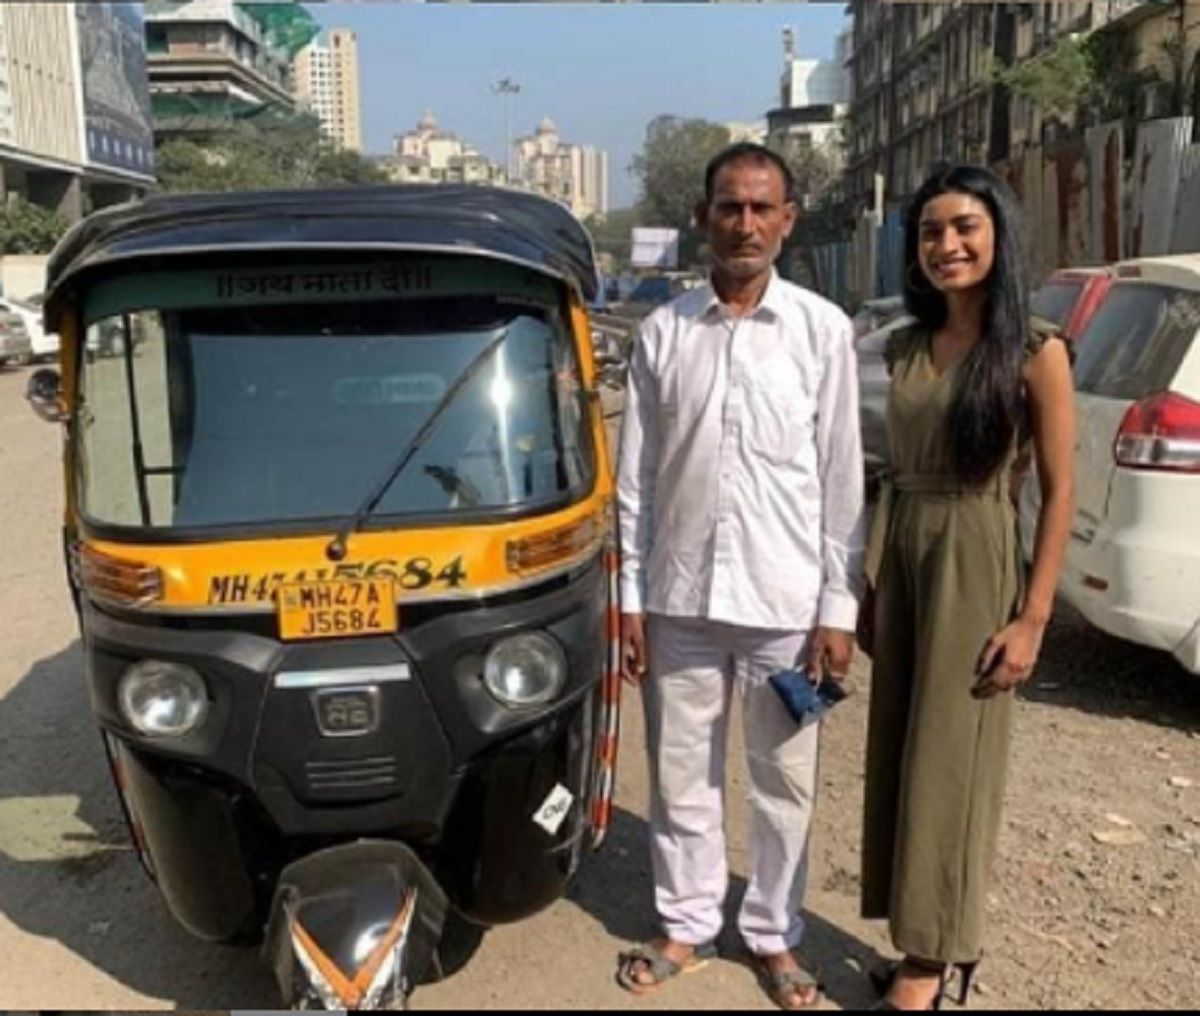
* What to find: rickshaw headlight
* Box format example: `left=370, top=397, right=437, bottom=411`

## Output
left=118, top=660, right=209, bottom=737
left=483, top=632, right=567, bottom=708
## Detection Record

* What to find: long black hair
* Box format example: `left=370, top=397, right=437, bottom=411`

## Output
left=902, top=164, right=1029, bottom=484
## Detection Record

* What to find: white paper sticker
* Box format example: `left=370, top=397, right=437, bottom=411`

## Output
left=532, top=783, right=575, bottom=836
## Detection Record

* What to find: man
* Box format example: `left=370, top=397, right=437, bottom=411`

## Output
left=615, top=143, right=865, bottom=1009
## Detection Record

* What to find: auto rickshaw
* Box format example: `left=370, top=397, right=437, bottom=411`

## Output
left=27, top=185, right=623, bottom=1009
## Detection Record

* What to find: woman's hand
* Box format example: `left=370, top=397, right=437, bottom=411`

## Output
left=972, top=615, right=1046, bottom=699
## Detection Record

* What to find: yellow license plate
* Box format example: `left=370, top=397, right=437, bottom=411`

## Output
left=277, top=579, right=398, bottom=641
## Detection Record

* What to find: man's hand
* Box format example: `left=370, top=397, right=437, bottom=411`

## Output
left=807, top=626, right=855, bottom=684
left=620, top=612, right=648, bottom=686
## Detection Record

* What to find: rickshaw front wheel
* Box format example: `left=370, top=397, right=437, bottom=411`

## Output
left=423, top=907, right=486, bottom=983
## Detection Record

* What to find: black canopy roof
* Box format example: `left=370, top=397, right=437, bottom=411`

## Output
left=45, top=185, right=599, bottom=326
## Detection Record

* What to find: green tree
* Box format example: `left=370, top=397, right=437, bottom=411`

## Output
left=313, top=149, right=390, bottom=186
left=584, top=207, right=638, bottom=272
left=0, top=196, right=71, bottom=254
left=993, top=31, right=1160, bottom=131
left=156, top=119, right=387, bottom=194
left=994, top=35, right=1095, bottom=121
left=632, top=116, right=732, bottom=267
left=768, top=136, right=840, bottom=208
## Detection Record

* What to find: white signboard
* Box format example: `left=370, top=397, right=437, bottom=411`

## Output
left=631, top=227, right=680, bottom=269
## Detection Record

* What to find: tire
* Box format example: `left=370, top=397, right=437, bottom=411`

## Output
left=423, top=908, right=486, bottom=984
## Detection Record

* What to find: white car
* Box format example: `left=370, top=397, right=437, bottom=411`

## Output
left=0, top=295, right=57, bottom=360
left=1019, top=254, right=1200, bottom=675
left=856, top=308, right=916, bottom=484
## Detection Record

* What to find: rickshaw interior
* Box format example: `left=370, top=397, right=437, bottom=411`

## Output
left=77, top=257, right=595, bottom=537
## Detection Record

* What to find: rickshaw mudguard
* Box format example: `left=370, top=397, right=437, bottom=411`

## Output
left=107, top=737, right=261, bottom=942
left=264, top=841, right=448, bottom=1010
left=435, top=690, right=597, bottom=926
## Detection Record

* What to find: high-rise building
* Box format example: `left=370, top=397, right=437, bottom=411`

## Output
left=144, top=0, right=307, bottom=137
left=294, top=28, right=362, bottom=152
left=384, top=110, right=506, bottom=186
left=513, top=117, right=608, bottom=220
left=0, top=2, right=154, bottom=224
left=843, top=0, right=1143, bottom=209
left=766, top=25, right=851, bottom=204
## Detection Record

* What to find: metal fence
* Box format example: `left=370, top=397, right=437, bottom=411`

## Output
left=807, top=117, right=1200, bottom=312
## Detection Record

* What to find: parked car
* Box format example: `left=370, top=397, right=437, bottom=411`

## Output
left=1030, top=267, right=1115, bottom=342
left=856, top=305, right=916, bottom=490
left=0, top=308, right=32, bottom=368
left=0, top=295, right=57, bottom=360
left=852, top=295, right=905, bottom=339
left=1019, top=254, right=1200, bottom=675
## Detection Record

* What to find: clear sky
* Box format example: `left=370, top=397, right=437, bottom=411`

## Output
left=308, top=1, right=850, bottom=208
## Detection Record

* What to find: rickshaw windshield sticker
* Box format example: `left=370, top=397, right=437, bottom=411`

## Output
left=206, top=556, right=468, bottom=605
left=84, top=258, right=560, bottom=325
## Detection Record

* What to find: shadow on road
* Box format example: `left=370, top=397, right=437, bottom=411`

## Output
left=1021, top=604, right=1200, bottom=732
left=0, top=639, right=277, bottom=1009
left=567, top=805, right=883, bottom=1010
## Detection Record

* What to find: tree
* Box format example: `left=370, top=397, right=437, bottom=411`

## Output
left=632, top=116, right=732, bottom=267
left=584, top=207, right=638, bottom=272
left=0, top=197, right=71, bottom=255
left=768, top=136, right=841, bottom=208
left=993, top=31, right=1160, bottom=132
left=313, top=149, right=390, bottom=187
left=994, top=35, right=1096, bottom=122
left=155, top=119, right=388, bottom=194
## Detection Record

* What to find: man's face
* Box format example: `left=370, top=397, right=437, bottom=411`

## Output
left=698, top=158, right=797, bottom=283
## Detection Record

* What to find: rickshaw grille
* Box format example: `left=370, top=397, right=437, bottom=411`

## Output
left=305, top=757, right=400, bottom=795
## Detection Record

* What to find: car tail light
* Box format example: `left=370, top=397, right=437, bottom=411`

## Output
left=1113, top=392, right=1200, bottom=473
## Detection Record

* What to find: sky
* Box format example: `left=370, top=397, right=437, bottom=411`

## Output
left=308, top=1, right=851, bottom=208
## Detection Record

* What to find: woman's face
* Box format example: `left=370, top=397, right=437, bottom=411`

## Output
left=916, top=192, right=996, bottom=294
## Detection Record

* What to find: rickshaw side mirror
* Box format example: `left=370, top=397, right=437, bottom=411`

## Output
left=26, top=368, right=67, bottom=424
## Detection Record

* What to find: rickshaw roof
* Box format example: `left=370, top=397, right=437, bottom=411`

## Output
left=45, top=185, right=599, bottom=326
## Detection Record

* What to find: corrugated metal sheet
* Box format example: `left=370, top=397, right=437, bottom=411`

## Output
left=1170, top=145, right=1200, bottom=254
left=1086, top=122, right=1124, bottom=265
left=850, top=212, right=878, bottom=303
left=1129, top=117, right=1194, bottom=258
left=876, top=210, right=904, bottom=297
left=1055, top=143, right=1089, bottom=269
left=1038, top=155, right=1060, bottom=280
left=811, top=240, right=851, bottom=308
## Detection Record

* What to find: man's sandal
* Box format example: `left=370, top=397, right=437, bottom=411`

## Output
left=615, top=940, right=717, bottom=995
left=755, top=957, right=822, bottom=1011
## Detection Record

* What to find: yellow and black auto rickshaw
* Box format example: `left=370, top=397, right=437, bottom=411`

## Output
left=27, top=186, right=623, bottom=1009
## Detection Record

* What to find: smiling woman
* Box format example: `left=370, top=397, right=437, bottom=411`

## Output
left=862, top=164, right=1076, bottom=1011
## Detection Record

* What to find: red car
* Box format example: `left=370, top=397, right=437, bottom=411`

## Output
left=1030, top=266, right=1115, bottom=343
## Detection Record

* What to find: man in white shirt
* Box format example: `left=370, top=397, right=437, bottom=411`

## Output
left=615, top=144, right=865, bottom=1008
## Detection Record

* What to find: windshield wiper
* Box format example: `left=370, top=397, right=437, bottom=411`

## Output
left=325, top=329, right=510, bottom=562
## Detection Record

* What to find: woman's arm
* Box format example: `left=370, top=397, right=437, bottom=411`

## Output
left=974, top=337, right=1075, bottom=697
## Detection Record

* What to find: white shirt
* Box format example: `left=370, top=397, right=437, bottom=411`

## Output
left=617, top=271, right=866, bottom=631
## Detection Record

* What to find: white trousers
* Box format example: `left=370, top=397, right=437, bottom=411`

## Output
left=644, top=614, right=820, bottom=956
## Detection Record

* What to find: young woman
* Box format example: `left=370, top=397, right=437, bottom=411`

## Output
left=859, top=164, right=1075, bottom=1010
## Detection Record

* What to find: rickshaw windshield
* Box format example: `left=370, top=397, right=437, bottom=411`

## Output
left=76, top=280, right=594, bottom=533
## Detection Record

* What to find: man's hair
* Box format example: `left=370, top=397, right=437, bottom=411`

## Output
left=703, top=143, right=796, bottom=204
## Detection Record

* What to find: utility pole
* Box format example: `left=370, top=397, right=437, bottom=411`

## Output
left=492, top=77, right=520, bottom=183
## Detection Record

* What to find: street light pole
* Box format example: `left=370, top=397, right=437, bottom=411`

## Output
left=492, top=77, right=521, bottom=183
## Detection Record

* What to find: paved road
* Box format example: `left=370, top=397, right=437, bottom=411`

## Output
left=1, top=362, right=1199, bottom=1010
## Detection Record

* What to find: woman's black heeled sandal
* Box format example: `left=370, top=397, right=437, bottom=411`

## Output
left=870, top=957, right=979, bottom=1010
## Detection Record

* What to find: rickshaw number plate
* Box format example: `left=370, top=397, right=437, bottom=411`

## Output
left=277, top=579, right=398, bottom=641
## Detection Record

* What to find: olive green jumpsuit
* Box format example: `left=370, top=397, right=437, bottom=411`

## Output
left=860, top=325, right=1049, bottom=964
